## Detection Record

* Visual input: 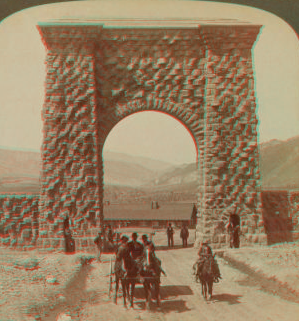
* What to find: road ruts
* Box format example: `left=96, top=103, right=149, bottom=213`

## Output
left=77, top=249, right=299, bottom=321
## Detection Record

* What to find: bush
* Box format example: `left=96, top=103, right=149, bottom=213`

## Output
left=14, top=257, right=40, bottom=269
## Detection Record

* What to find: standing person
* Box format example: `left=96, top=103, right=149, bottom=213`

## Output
left=226, top=217, right=240, bottom=248
left=107, top=225, right=113, bottom=243
left=64, top=228, right=75, bottom=254
left=180, top=224, right=189, bottom=248
left=166, top=223, right=174, bottom=247
left=94, top=231, right=103, bottom=262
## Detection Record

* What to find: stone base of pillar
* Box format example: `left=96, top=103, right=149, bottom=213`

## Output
left=291, top=231, right=299, bottom=242
left=194, top=231, right=268, bottom=249
left=36, top=235, right=100, bottom=253
left=36, top=238, right=65, bottom=252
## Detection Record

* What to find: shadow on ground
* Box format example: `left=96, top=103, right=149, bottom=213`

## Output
left=40, top=263, right=95, bottom=320
left=134, top=299, right=191, bottom=314
left=212, top=293, right=242, bottom=305
left=132, top=284, right=193, bottom=300
left=156, top=243, right=194, bottom=251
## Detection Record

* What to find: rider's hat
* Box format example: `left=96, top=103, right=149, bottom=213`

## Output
left=121, top=235, right=129, bottom=242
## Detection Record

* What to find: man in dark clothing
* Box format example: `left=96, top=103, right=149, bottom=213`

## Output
left=166, top=223, right=174, bottom=247
left=94, top=231, right=103, bottom=262
left=115, top=236, right=129, bottom=263
left=107, top=225, right=114, bottom=243
left=64, top=228, right=75, bottom=254
left=141, top=234, right=155, bottom=252
left=226, top=218, right=240, bottom=248
left=128, top=232, right=144, bottom=259
left=115, top=235, right=130, bottom=276
left=180, top=225, right=189, bottom=247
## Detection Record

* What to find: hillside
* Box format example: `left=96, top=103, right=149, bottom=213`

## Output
left=104, top=160, right=154, bottom=186
left=259, top=135, right=299, bottom=190
left=150, top=136, right=299, bottom=191
left=0, top=148, right=41, bottom=193
left=103, top=151, right=173, bottom=173
left=0, top=136, right=299, bottom=195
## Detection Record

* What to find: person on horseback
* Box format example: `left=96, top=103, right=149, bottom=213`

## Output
left=115, top=235, right=129, bottom=261
left=128, top=233, right=144, bottom=259
left=114, top=235, right=137, bottom=307
left=193, top=241, right=221, bottom=283
left=128, top=232, right=144, bottom=273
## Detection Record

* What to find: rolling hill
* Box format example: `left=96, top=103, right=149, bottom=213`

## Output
left=0, top=136, right=299, bottom=196
left=259, top=136, right=299, bottom=190
left=149, top=136, right=299, bottom=191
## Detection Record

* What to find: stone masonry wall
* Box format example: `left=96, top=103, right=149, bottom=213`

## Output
left=37, top=25, right=103, bottom=251
left=195, top=25, right=266, bottom=247
left=289, top=191, right=299, bottom=241
left=0, top=195, right=39, bottom=249
left=0, top=191, right=298, bottom=250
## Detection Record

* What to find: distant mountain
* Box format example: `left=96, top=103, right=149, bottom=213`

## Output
left=259, top=139, right=282, bottom=150
left=103, top=160, right=154, bottom=186
left=148, top=163, right=198, bottom=188
left=0, top=136, right=299, bottom=194
left=259, top=135, right=299, bottom=190
left=0, top=148, right=41, bottom=193
left=103, top=151, right=173, bottom=173
left=148, top=136, right=299, bottom=191
left=0, top=148, right=175, bottom=192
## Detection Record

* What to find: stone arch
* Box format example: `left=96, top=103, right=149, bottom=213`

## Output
left=36, top=20, right=267, bottom=251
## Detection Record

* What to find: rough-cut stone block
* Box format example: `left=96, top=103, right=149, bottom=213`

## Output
left=258, top=234, right=267, bottom=244
left=252, top=235, right=259, bottom=243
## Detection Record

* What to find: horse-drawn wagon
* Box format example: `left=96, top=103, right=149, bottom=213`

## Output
left=108, top=246, right=166, bottom=310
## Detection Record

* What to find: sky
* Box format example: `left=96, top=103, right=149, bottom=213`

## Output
left=0, top=0, right=299, bottom=165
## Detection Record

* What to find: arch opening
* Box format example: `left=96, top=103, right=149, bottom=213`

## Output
left=101, top=110, right=199, bottom=232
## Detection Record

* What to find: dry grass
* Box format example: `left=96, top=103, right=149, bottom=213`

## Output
left=222, top=242, right=299, bottom=295
left=0, top=248, right=94, bottom=320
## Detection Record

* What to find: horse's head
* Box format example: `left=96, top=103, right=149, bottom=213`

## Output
left=144, top=246, right=155, bottom=270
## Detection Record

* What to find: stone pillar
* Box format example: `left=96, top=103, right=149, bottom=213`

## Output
left=195, top=25, right=267, bottom=247
left=37, top=25, right=103, bottom=251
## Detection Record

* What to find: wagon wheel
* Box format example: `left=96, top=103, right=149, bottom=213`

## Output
left=108, top=257, right=114, bottom=299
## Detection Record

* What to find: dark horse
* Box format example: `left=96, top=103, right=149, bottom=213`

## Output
left=114, top=254, right=138, bottom=308
left=142, top=246, right=164, bottom=310
left=114, top=247, right=165, bottom=310
left=194, top=254, right=221, bottom=301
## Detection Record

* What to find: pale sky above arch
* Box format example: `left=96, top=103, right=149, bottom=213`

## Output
left=0, top=0, right=298, bottom=165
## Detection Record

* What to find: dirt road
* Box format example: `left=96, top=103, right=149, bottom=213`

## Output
left=71, top=248, right=299, bottom=321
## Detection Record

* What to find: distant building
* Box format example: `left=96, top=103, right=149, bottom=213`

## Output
left=103, top=202, right=197, bottom=229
